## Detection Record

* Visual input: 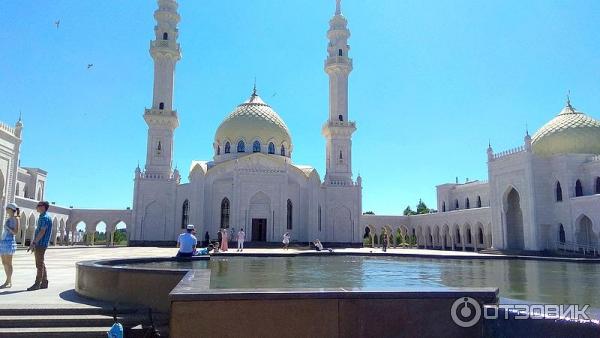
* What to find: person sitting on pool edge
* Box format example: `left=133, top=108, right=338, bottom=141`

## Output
left=313, top=239, right=333, bottom=253
left=176, top=224, right=197, bottom=258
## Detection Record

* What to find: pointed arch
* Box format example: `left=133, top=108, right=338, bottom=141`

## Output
left=442, top=201, right=446, bottom=212
left=220, top=198, right=230, bottom=229
left=268, top=142, right=275, bottom=154
left=253, top=140, right=261, bottom=153
left=162, top=32, right=168, bottom=40
left=575, top=215, right=597, bottom=247
left=575, top=179, right=583, bottom=197
left=181, top=199, right=189, bottom=229
left=596, top=177, right=600, bottom=194
left=224, top=142, right=231, bottom=154
left=476, top=196, right=482, bottom=208
left=286, top=199, right=293, bottom=230
left=504, top=187, right=525, bottom=250
left=237, top=140, right=245, bottom=153
left=454, top=199, right=459, bottom=210
left=556, top=181, right=563, bottom=202
left=465, top=198, right=470, bottom=209
left=280, top=144, right=286, bottom=157
left=558, top=224, right=566, bottom=243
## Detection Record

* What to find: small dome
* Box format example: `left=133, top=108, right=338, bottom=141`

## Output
left=214, top=90, right=292, bottom=157
left=532, top=101, right=600, bottom=156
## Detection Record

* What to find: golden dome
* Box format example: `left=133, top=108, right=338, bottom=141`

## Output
left=532, top=101, right=600, bottom=157
left=214, top=90, right=292, bottom=157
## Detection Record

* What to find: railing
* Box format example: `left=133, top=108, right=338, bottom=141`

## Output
left=0, top=121, right=15, bottom=135
left=554, top=240, right=599, bottom=256
left=325, top=120, right=356, bottom=128
left=150, top=40, right=180, bottom=52
left=492, top=146, right=526, bottom=159
left=324, top=56, right=353, bottom=68
left=589, top=155, right=600, bottom=162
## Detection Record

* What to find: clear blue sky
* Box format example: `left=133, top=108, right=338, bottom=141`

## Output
left=1, top=0, right=600, bottom=215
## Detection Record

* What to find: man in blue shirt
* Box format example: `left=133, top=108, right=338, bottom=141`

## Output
left=176, top=225, right=197, bottom=257
left=27, top=201, right=52, bottom=291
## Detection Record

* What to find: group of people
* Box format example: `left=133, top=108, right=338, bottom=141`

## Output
left=176, top=226, right=249, bottom=257
left=0, top=201, right=54, bottom=291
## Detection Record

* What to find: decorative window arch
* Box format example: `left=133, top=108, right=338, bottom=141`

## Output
left=253, top=140, right=261, bottom=153
left=280, top=145, right=286, bottom=156
left=224, top=142, right=231, bottom=154
left=465, top=198, right=470, bottom=209
left=287, top=199, right=293, bottom=230
left=556, top=181, right=563, bottom=202
left=237, top=140, right=245, bottom=153
left=163, top=32, right=168, bottom=40
left=268, top=142, right=275, bottom=154
left=220, top=198, right=230, bottom=229
left=181, top=200, right=189, bottom=229
left=575, top=179, right=583, bottom=197
left=442, top=201, right=446, bottom=212
left=216, top=145, right=221, bottom=155
left=477, top=196, right=482, bottom=208
left=596, top=177, right=600, bottom=194
left=159, top=102, right=164, bottom=110
left=558, top=223, right=566, bottom=243
left=455, top=199, right=459, bottom=210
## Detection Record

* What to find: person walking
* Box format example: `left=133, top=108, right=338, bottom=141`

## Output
left=220, top=228, right=229, bottom=252
left=0, top=203, right=20, bottom=289
left=282, top=232, right=290, bottom=250
left=382, top=229, right=389, bottom=252
left=236, top=228, right=245, bottom=252
left=27, top=201, right=52, bottom=291
left=176, top=225, right=197, bottom=258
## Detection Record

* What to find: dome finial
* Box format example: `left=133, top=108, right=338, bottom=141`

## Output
left=525, top=122, right=529, bottom=137
left=252, top=77, right=258, bottom=96
left=336, top=0, right=342, bottom=15
left=566, top=90, right=572, bottom=108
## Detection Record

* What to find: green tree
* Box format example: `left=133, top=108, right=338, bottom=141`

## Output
left=403, top=206, right=416, bottom=216
left=363, top=211, right=375, bottom=215
left=416, top=199, right=430, bottom=214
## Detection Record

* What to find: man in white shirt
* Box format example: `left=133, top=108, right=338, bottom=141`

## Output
left=177, top=225, right=197, bottom=257
left=237, top=228, right=245, bottom=252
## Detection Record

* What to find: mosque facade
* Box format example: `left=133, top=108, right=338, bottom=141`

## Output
left=0, top=0, right=599, bottom=253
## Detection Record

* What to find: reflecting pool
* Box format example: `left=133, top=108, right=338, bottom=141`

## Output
left=119, top=256, right=600, bottom=310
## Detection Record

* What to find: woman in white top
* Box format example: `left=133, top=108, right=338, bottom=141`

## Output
left=282, top=232, right=290, bottom=250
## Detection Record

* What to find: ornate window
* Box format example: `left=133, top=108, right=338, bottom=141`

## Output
left=163, top=32, right=168, bottom=40
left=442, top=202, right=446, bottom=212
left=338, top=49, right=343, bottom=56
left=338, top=114, right=343, bottom=121
left=556, top=181, right=563, bottom=202
left=220, top=198, right=230, bottom=229
left=217, top=145, right=220, bottom=155
left=224, top=142, right=231, bottom=154
left=268, top=142, right=275, bottom=154
left=465, top=198, right=470, bottom=209
left=253, top=140, right=261, bottom=153
left=455, top=199, right=459, bottom=210
left=596, top=177, right=600, bottom=194
left=287, top=199, right=293, bottom=230
left=181, top=200, right=189, bottom=229
left=575, top=179, right=583, bottom=197
left=280, top=145, right=286, bottom=156
left=159, top=102, right=164, bottom=110
left=558, top=224, right=566, bottom=243
left=237, top=140, right=245, bottom=153
left=477, top=196, right=482, bottom=208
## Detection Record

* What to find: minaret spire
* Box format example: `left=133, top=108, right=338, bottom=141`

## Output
left=142, top=0, right=181, bottom=178
left=322, top=0, right=356, bottom=185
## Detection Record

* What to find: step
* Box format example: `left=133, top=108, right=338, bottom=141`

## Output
left=0, top=326, right=109, bottom=338
left=0, top=306, right=139, bottom=316
left=0, top=314, right=152, bottom=328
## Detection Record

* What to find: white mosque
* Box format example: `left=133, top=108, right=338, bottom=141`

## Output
left=1, top=0, right=599, bottom=253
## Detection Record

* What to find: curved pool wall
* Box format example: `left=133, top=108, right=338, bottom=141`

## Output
left=76, top=257, right=209, bottom=311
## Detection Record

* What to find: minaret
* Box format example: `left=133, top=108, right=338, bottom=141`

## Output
left=143, top=0, right=181, bottom=178
left=322, top=0, right=356, bottom=185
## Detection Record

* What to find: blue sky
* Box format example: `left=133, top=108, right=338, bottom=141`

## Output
left=1, top=0, right=600, bottom=215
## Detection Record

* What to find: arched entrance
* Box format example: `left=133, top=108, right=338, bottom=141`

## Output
left=248, top=192, right=270, bottom=242
left=576, top=215, right=597, bottom=247
left=504, top=188, right=524, bottom=250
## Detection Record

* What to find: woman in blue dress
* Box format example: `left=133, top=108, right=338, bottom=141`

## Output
left=1, top=203, right=20, bottom=289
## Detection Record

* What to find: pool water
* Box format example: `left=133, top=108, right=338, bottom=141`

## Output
left=121, top=256, right=600, bottom=310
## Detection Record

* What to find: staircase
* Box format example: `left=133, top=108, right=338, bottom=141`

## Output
left=0, top=306, right=169, bottom=337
